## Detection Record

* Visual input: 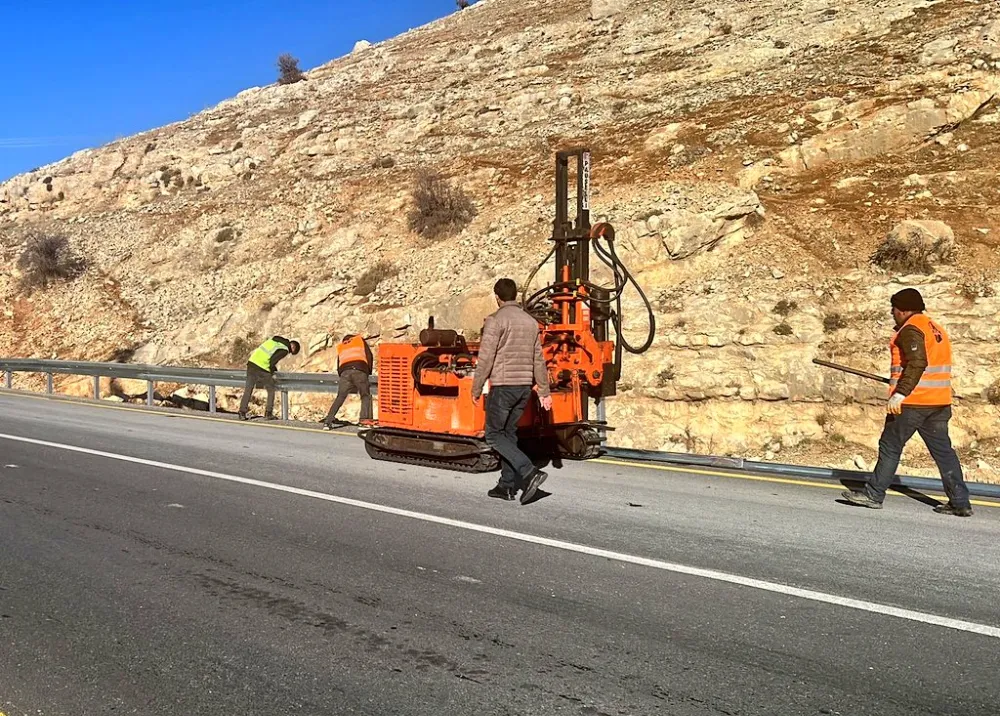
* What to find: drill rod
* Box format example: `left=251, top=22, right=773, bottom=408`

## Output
left=812, top=359, right=891, bottom=385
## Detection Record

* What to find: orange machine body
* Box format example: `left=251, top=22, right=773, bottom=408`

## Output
left=359, top=148, right=652, bottom=473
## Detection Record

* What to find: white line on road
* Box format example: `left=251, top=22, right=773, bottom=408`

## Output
left=3, top=430, right=999, bottom=640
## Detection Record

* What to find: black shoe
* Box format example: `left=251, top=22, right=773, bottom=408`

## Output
left=488, top=484, right=516, bottom=501
left=237, top=412, right=249, bottom=421
left=841, top=490, right=883, bottom=509
left=262, top=414, right=278, bottom=421
left=934, top=503, right=973, bottom=517
left=520, top=470, right=548, bottom=505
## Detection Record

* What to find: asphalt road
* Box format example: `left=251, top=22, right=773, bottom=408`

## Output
left=1, top=392, right=999, bottom=715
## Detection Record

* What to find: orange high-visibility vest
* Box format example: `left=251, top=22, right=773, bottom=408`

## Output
left=889, top=313, right=952, bottom=407
left=337, top=335, right=370, bottom=368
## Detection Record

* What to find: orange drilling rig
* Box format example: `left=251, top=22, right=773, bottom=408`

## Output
left=358, top=149, right=655, bottom=472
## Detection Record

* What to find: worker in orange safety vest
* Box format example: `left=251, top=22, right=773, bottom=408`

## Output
left=841, top=288, right=972, bottom=516
left=322, top=334, right=374, bottom=428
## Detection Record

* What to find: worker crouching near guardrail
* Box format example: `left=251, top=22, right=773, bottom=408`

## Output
left=322, top=334, right=374, bottom=428
left=841, top=288, right=972, bottom=516
left=238, top=336, right=300, bottom=421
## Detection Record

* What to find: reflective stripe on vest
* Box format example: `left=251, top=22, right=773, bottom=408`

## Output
left=889, top=314, right=953, bottom=406
left=337, top=336, right=370, bottom=368
left=249, top=339, right=285, bottom=372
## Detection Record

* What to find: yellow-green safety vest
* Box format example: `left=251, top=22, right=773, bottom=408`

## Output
left=249, top=338, right=286, bottom=372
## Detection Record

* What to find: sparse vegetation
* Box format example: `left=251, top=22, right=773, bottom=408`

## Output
left=870, top=235, right=954, bottom=274
left=773, top=322, right=793, bottom=336
left=986, top=380, right=1000, bottom=406
left=772, top=299, right=797, bottom=317
left=354, top=260, right=399, bottom=296
left=407, top=170, right=476, bottom=240
left=456, top=0, right=472, bottom=8
left=109, top=345, right=137, bottom=363
left=17, top=233, right=86, bottom=291
left=656, top=368, right=677, bottom=386
left=823, top=313, right=849, bottom=333
left=957, top=276, right=997, bottom=301
left=227, top=333, right=258, bottom=367
left=277, top=53, right=305, bottom=85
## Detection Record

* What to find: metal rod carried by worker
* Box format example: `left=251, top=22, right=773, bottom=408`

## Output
left=811, top=358, right=890, bottom=385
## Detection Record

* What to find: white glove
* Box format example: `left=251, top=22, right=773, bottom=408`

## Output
left=887, top=393, right=905, bottom=415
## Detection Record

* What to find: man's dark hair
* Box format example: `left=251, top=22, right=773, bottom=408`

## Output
left=288, top=340, right=301, bottom=355
left=494, top=278, right=517, bottom=302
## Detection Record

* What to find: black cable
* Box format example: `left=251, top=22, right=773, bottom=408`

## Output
left=521, top=246, right=556, bottom=306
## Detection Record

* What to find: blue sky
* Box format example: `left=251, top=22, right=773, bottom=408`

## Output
left=0, top=1, right=453, bottom=182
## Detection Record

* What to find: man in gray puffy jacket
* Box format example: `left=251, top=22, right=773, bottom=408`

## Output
left=472, top=278, right=553, bottom=504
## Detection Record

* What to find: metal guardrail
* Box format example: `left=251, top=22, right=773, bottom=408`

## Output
left=0, top=358, right=377, bottom=420
left=2, top=359, right=997, bottom=502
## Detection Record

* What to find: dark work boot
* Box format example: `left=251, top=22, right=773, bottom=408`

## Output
left=237, top=412, right=249, bottom=421
left=841, top=489, right=883, bottom=509
left=488, top=484, right=516, bottom=501
left=934, top=503, right=973, bottom=517
left=520, top=470, right=548, bottom=505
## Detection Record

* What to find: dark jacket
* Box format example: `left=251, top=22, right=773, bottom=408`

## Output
left=893, top=324, right=928, bottom=398
left=267, top=336, right=292, bottom=373
left=472, top=301, right=550, bottom=398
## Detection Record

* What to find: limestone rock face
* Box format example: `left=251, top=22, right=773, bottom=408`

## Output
left=3, top=0, right=1000, bottom=478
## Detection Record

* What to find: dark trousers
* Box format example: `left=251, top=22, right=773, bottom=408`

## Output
left=484, top=386, right=535, bottom=490
left=324, top=368, right=373, bottom=422
left=239, top=363, right=276, bottom=416
left=865, top=406, right=970, bottom=508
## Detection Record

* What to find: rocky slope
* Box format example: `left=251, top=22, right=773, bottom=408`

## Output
left=3, top=0, right=1000, bottom=481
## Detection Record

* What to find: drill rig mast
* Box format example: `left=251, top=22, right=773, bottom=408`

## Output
left=358, top=149, right=655, bottom=473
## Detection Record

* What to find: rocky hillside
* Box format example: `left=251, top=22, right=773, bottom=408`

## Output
left=3, top=0, right=1000, bottom=481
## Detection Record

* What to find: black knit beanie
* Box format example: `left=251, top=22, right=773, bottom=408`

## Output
left=891, top=288, right=925, bottom=312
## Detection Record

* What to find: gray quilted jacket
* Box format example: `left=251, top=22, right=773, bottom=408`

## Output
left=472, top=302, right=550, bottom=398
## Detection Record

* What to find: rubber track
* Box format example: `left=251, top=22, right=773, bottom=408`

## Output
left=364, top=441, right=499, bottom=474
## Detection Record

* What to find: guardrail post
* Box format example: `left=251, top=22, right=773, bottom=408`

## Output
left=280, top=391, right=289, bottom=420
left=46, top=373, right=54, bottom=394
left=209, top=385, right=217, bottom=413
left=6, top=369, right=13, bottom=389
left=147, top=380, right=155, bottom=406
left=93, top=376, right=100, bottom=400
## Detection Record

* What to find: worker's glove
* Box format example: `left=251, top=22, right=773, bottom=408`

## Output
left=887, top=393, right=905, bottom=415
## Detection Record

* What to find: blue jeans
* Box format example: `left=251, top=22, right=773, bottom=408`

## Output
left=865, top=406, right=970, bottom=509
left=484, top=386, right=535, bottom=490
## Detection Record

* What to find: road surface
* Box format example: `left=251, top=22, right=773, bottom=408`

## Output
left=1, top=392, right=998, bottom=715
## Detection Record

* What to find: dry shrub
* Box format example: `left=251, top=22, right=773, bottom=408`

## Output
left=277, top=54, right=304, bottom=85
left=227, top=333, right=259, bottom=367
left=986, top=380, right=1000, bottom=406
left=17, top=233, right=86, bottom=290
left=823, top=313, right=849, bottom=333
left=772, top=299, right=797, bottom=317
left=870, top=235, right=953, bottom=274
left=354, top=260, right=399, bottom=296
left=773, top=322, right=793, bottom=336
left=407, top=170, right=475, bottom=240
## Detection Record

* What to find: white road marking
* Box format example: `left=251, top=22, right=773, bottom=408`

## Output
left=166, top=503, right=185, bottom=509
left=3, top=431, right=999, bottom=640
